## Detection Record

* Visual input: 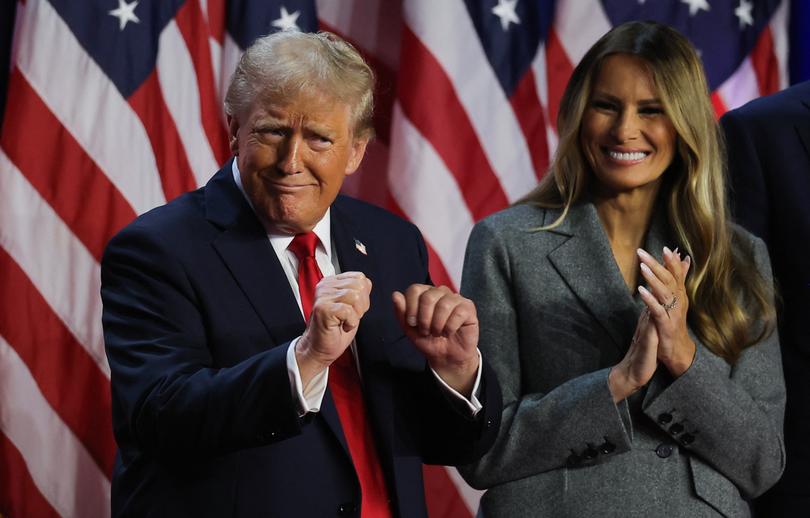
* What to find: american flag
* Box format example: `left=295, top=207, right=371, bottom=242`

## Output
left=0, top=1, right=799, bottom=516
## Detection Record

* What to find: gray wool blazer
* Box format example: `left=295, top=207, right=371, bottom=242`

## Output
left=459, top=202, right=785, bottom=518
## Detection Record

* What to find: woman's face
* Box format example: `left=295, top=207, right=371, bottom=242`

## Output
left=580, top=53, right=677, bottom=197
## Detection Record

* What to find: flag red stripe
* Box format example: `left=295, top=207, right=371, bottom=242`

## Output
left=0, top=431, right=60, bottom=518
left=398, top=26, right=509, bottom=221
left=205, top=0, right=226, bottom=44
left=129, top=71, right=199, bottom=202
left=750, top=26, right=780, bottom=97
left=174, top=0, right=230, bottom=164
left=711, top=91, right=728, bottom=118
left=0, top=70, right=136, bottom=260
left=385, top=194, right=456, bottom=291
left=544, top=27, right=573, bottom=132
left=510, top=70, right=551, bottom=181
left=422, top=465, right=472, bottom=518
left=318, top=21, right=397, bottom=145
left=0, top=249, right=116, bottom=477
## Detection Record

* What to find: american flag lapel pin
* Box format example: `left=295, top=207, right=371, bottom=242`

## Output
left=354, top=238, right=367, bottom=256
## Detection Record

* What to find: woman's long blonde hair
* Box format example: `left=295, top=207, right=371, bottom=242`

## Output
left=522, top=21, right=774, bottom=363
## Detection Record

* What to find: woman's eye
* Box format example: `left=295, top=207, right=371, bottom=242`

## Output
left=592, top=100, right=616, bottom=111
left=639, top=106, right=664, bottom=115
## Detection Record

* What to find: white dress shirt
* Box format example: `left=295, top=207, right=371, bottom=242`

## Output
left=232, top=161, right=482, bottom=416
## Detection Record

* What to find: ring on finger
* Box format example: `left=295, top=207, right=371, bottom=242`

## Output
left=661, top=294, right=678, bottom=312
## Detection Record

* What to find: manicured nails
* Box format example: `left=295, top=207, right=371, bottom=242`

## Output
left=640, top=263, right=652, bottom=276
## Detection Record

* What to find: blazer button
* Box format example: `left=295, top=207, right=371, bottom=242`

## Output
left=582, top=445, right=599, bottom=460
left=338, top=502, right=358, bottom=516
left=657, top=413, right=673, bottom=425
left=669, top=423, right=684, bottom=435
left=598, top=440, right=616, bottom=455
left=680, top=433, right=695, bottom=445
left=655, top=443, right=673, bottom=458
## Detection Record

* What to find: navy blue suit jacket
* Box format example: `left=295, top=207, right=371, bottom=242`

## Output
left=721, top=82, right=810, bottom=516
left=101, top=162, right=501, bottom=517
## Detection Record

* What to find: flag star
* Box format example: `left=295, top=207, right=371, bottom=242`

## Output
left=271, top=6, right=301, bottom=32
left=491, top=0, right=521, bottom=32
left=734, top=0, right=754, bottom=28
left=681, top=0, right=710, bottom=16
left=108, top=0, right=140, bottom=31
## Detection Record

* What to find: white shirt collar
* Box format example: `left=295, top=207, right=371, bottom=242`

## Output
left=231, top=159, right=332, bottom=258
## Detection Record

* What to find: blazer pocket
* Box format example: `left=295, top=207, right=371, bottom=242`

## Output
left=688, top=456, right=750, bottom=518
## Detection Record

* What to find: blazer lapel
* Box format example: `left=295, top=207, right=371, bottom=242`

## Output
left=330, top=198, right=396, bottom=465
left=796, top=98, right=810, bottom=160
left=331, top=199, right=389, bottom=367
left=546, top=203, right=639, bottom=353
left=204, top=163, right=305, bottom=346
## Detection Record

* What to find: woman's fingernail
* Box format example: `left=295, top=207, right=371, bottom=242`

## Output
left=637, top=248, right=651, bottom=259
left=663, top=246, right=672, bottom=259
left=638, top=285, right=650, bottom=296
left=640, top=263, right=652, bottom=275
left=407, top=316, right=417, bottom=326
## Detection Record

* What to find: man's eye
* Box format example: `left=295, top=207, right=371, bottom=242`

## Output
left=310, top=135, right=332, bottom=146
left=256, top=127, right=285, bottom=137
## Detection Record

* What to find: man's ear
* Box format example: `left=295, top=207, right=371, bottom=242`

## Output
left=344, top=137, right=370, bottom=176
left=227, top=115, right=240, bottom=155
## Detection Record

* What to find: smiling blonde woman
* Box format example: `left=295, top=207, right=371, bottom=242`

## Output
left=460, top=21, right=783, bottom=518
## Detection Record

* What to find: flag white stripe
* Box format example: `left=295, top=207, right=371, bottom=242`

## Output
left=0, top=150, right=109, bottom=377
left=388, top=104, right=474, bottom=287
left=209, top=37, right=226, bottom=120
left=445, top=466, right=483, bottom=515
left=157, top=21, right=220, bottom=188
left=14, top=0, right=165, bottom=215
left=220, top=34, right=243, bottom=115
left=717, top=57, right=759, bottom=111
left=0, top=336, right=110, bottom=518
left=770, top=0, right=790, bottom=90
left=553, top=0, right=611, bottom=64
left=530, top=43, right=559, bottom=161
left=404, top=0, right=537, bottom=202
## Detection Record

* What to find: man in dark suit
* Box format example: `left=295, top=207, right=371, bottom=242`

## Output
left=721, top=81, right=810, bottom=517
left=101, top=30, right=500, bottom=517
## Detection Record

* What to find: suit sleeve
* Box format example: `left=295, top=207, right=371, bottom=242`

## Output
left=457, top=218, right=633, bottom=489
left=102, top=224, right=302, bottom=459
left=721, top=110, right=770, bottom=243
left=642, top=235, right=786, bottom=498
left=397, top=224, right=502, bottom=467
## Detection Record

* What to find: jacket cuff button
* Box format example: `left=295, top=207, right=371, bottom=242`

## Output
left=657, top=412, right=673, bottom=425
left=598, top=439, right=616, bottom=455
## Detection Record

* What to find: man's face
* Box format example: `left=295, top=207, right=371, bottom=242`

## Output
left=229, top=91, right=368, bottom=234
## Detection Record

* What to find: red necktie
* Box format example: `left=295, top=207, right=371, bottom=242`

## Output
left=288, top=233, right=391, bottom=517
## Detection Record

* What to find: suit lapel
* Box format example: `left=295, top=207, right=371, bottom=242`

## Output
left=796, top=98, right=810, bottom=160
left=330, top=199, right=396, bottom=466
left=331, top=200, right=388, bottom=366
left=546, top=203, right=640, bottom=353
left=205, top=163, right=305, bottom=347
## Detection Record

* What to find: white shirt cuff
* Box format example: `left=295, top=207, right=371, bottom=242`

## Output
left=429, top=349, right=484, bottom=417
left=287, top=338, right=328, bottom=417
